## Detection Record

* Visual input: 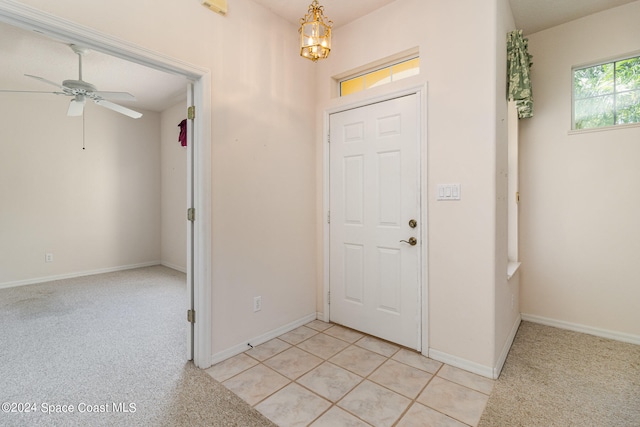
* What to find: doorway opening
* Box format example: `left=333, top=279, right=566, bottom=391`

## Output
left=0, top=3, right=212, bottom=368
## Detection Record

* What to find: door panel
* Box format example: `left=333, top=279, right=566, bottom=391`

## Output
left=329, top=94, right=421, bottom=350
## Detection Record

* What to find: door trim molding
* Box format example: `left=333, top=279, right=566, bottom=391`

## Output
left=0, top=0, right=213, bottom=368
left=322, top=84, right=428, bottom=352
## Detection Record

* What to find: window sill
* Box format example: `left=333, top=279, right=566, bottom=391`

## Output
left=568, top=122, right=640, bottom=135
left=507, top=262, right=521, bottom=280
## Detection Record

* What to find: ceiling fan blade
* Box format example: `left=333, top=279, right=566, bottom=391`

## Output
left=67, top=98, right=85, bottom=116
left=24, top=74, right=66, bottom=91
left=0, top=90, right=65, bottom=95
left=94, top=99, right=142, bottom=119
left=91, top=91, right=136, bottom=101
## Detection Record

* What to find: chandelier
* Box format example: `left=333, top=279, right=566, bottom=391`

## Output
left=299, top=0, right=333, bottom=61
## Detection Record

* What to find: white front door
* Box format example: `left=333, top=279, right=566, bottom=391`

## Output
left=329, top=94, right=421, bottom=350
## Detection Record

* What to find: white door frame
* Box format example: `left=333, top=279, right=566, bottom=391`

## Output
left=323, top=84, right=429, bottom=354
left=0, top=0, right=213, bottom=368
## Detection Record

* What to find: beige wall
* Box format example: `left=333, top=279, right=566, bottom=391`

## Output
left=520, top=1, right=640, bottom=339
left=7, top=0, right=318, bottom=356
left=0, top=93, right=161, bottom=286
left=160, top=100, right=187, bottom=272
left=315, top=0, right=514, bottom=375
left=4, top=0, right=532, bottom=374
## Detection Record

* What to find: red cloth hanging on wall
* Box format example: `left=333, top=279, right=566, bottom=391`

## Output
left=178, top=119, right=187, bottom=147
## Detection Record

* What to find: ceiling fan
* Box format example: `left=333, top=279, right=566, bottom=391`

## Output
left=1, top=44, right=142, bottom=119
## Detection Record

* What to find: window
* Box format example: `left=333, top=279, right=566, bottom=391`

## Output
left=340, top=57, right=420, bottom=97
left=573, top=55, right=640, bottom=129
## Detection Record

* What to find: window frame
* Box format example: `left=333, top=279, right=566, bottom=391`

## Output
left=571, top=53, right=640, bottom=130
left=339, top=56, right=420, bottom=97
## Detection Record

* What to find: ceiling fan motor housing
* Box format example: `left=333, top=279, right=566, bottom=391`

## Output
left=63, top=79, right=97, bottom=95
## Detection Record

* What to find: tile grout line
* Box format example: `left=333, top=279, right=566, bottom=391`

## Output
left=214, top=322, right=491, bottom=426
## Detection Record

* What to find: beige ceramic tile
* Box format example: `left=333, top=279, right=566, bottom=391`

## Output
left=392, top=348, right=443, bottom=374
left=338, top=380, right=411, bottom=427
left=205, top=353, right=258, bottom=382
left=255, top=383, right=331, bottom=427
left=263, top=347, right=323, bottom=380
left=329, top=345, right=387, bottom=377
left=278, top=326, right=319, bottom=345
left=323, top=325, right=365, bottom=343
left=396, top=402, right=467, bottom=427
left=437, top=364, right=495, bottom=395
left=368, top=359, right=433, bottom=399
left=245, top=338, right=291, bottom=362
left=305, top=320, right=333, bottom=332
left=297, top=333, right=350, bottom=359
left=355, top=335, right=400, bottom=357
left=222, top=364, right=289, bottom=406
left=417, top=376, right=489, bottom=426
left=297, top=362, right=363, bottom=402
left=310, top=406, right=372, bottom=427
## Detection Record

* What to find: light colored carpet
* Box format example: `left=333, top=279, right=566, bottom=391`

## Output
left=479, top=321, right=640, bottom=427
left=0, top=266, right=275, bottom=427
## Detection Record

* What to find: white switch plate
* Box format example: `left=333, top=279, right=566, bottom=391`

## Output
left=437, top=184, right=461, bottom=201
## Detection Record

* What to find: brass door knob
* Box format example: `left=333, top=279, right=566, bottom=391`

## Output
left=400, top=237, right=417, bottom=246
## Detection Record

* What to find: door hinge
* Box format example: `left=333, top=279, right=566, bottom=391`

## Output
left=187, top=106, right=195, bottom=120
left=327, top=291, right=330, bottom=305
left=187, top=309, right=196, bottom=323
left=516, top=192, right=520, bottom=204
left=187, top=208, right=195, bottom=222
left=327, top=211, right=330, bottom=224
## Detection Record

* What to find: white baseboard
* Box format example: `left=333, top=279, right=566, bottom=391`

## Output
left=493, top=314, right=521, bottom=379
left=521, top=313, right=640, bottom=346
left=210, top=312, right=318, bottom=365
left=428, top=349, right=494, bottom=379
left=0, top=261, right=162, bottom=290
left=160, top=261, right=186, bottom=273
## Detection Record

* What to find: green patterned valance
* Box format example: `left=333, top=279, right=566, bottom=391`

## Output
left=507, top=30, right=533, bottom=119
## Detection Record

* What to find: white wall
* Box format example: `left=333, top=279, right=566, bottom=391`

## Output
left=160, top=100, right=187, bottom=272
left=520, top=1, right=640, bottom=340
left=7, top=0, right=318, bottom=357
left=0, top=93, right=161, bottom=286
left=315, top=0, right=514, bottom=376
left=493, top=0, right=520, bottom=375
left=5, top=0, right=526, bottom=373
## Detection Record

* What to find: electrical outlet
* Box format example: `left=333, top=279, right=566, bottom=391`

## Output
left=253, top=296, right=262, bottom=312
left=45, top=253, right=54, bottom=263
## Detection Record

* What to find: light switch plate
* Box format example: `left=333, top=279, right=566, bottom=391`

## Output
left=437, top=184, right=461, bottom=201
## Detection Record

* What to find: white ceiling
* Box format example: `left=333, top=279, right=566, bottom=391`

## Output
left=509, top=0, right=637, bottom=34
left=0, top=0, right=636, bottom=113
left=247, top=0, right=638, bottom=34
left=250, top=0, right=397, bottom=28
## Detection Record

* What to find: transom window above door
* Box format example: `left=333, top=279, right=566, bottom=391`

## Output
left=340, top=57, right=420, bottom=97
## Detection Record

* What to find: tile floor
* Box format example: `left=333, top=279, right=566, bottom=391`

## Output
left=206, top=320, right=494, bottom=427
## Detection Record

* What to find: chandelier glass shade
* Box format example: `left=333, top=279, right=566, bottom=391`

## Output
left=299, top=0, right=333, bottom=61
